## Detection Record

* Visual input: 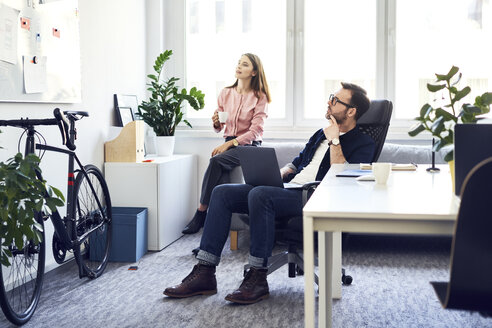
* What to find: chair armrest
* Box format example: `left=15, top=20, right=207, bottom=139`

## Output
left=302, top=181, right=321, bottom=190
left=301, top=181, right=321, bottom=205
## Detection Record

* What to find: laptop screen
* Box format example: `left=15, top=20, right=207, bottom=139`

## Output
left=237, top=147, right=284, bottom=188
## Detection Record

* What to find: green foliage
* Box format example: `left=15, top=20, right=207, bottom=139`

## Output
left=408, top=66, right=492, bottom=162
left=138, top=50, right=205, bottom=136
left=0, top=153, right=65, bottom=266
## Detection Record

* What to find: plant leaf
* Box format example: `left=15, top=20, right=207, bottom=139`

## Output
left=430, top=116, right=445, bottom=135
left=453, top=86, right=471, bottom=102
left=427, top=83, right=446, bottom=92
left=451, top=72, right=462, bottom=86
left=435, top=108, right=457, bottom=122
left=408, top=123, right=426, bottom=137
left=444, top=150, right=454, bottom=162
left=436, top=66, right=459, bottom=81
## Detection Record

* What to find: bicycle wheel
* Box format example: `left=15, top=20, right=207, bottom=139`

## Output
left=0, top=213, right=45, bottom=325
left=72, top=164, right=112, bottom=279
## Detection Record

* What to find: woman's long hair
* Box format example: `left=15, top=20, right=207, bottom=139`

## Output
left=228, top=53, right=271, bottom=103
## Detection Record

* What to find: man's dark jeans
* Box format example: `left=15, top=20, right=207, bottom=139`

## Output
left=196, top=184, right=303, bottom=268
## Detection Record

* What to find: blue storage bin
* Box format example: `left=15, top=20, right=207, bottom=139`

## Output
left=90, top=207, right=148, bottom=262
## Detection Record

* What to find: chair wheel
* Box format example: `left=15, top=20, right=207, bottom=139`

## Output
left=342, top=274, right=353, bottom=285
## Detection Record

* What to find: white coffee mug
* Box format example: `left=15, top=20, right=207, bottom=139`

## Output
left=218, top=111, right=228, bottom=123
left=372, top=162, right=391, bottom=185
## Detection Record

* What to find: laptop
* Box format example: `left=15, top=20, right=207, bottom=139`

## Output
left=237, top=147, right=303, bottom=189
left=454, top=124, right=492, bottom=196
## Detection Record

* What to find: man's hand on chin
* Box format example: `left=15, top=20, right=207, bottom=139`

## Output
left=323, top=115, right=340, bottom=140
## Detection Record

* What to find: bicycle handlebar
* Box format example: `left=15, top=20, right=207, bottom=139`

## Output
left=0, top=117, right=58, bottom=127
left=0, top=108, right=87, bottom=151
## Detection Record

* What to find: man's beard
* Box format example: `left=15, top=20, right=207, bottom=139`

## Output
left=326, top=109, right=348, bottom=124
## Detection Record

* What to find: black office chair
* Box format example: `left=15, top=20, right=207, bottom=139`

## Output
left=430, top=157, right=492, bottom=317
left=357, top=99, right=394, bottom=163
left=258, top=99, right=393, bottom=285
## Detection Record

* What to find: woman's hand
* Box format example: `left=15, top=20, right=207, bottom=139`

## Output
left=211, top=140, right=234, bottom=156
left=212, top=111, right=221, bottom=129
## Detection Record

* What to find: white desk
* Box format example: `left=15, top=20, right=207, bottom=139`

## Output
left=303, top=164, right=460, bottom=328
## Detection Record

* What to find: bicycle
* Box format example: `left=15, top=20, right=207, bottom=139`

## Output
left=0, top=108, right=112, bottom=325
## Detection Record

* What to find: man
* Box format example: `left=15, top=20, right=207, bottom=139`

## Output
left=163, top=82, right=375, bottom=304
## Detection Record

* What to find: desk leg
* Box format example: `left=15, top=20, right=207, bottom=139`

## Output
left=303, top=216, right=315, bottom=328
left=319, top=231, right=333, bottom=328
left=333, top=231, right=342, bottom=299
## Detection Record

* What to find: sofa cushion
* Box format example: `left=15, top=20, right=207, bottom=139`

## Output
left=262, top=142, right=304, bottom=168
left=378, top=143, right=449, bottom=164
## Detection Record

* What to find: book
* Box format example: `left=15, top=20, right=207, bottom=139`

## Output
left=359, top=163, right=417, bottom=171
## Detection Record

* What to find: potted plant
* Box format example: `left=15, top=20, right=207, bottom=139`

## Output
left=408, top=66, right=492, bottom=162
left=0, top=136, right=64, bottom=266
left=138, top=50, right=205, bottom=156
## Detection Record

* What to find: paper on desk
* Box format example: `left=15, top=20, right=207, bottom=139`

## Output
left=360, top=163, right=417, bottom=171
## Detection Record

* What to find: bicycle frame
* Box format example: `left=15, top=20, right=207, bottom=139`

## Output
left=0, top=110, right=111, bottom=325
left=24, top=125, right=106, bottom=278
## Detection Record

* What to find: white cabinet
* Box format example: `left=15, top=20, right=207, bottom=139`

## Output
left=104, top=155, right=197, bottom=251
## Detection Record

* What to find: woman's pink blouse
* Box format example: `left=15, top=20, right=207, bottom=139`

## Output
left=214, top=87, right=268, bottom=145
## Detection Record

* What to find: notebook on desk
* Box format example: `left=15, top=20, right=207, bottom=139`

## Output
left=454, top=124, right=492, bottom=195
left=336, top=169, right=373, bottom=177
left=236, top=147, right=303, bottom=189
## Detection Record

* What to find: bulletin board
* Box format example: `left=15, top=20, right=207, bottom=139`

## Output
left=0, top=0, right=81, bottom=103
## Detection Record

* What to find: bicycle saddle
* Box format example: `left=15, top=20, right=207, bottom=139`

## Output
left=64, top=111, right=89, bottom=119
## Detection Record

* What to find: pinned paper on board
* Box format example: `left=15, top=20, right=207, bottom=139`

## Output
left=20, top=17, right=31, bottom=30
left=23, top=55, right=47, bottom=93
left=0, top=4, right=19, bottom=65
left=0, top=0, right=81, bottom=103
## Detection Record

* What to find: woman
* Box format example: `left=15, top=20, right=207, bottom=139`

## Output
left=182, top=53, right=271, bottom=234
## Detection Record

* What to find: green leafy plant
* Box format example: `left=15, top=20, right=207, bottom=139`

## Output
left=408, top=66, right=492, bottom=162
left=138, top=50, right=205, bottom=136
left=0, top=152, right=65, bottom=266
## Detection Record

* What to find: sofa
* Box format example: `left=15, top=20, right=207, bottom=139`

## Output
left=228, top=141, right=448, bottom=250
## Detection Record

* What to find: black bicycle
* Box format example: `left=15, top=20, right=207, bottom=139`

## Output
left=0, top=109, right=112, bottom=325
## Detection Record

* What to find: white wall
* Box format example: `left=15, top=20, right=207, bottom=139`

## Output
left=0, top=0, right=147, bottom=272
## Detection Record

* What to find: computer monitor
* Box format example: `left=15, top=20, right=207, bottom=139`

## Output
left=454, top=124, right=492, bottom=196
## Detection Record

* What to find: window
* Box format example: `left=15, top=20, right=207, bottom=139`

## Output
left=185, top=0, right=287, bottom=121
left=394, top=0, right=492, bottom=119
left=176, top=0, right=492, bottom=132
left=303, top=0, right=376, bottom=121
left=216, top=0, right=225, bottom=33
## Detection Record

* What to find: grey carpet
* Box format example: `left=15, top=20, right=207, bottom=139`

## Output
left=0, top=233, right=490, bottom=328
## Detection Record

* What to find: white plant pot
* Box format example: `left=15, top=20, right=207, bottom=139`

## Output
left=155, top=136, right=175, bottom=156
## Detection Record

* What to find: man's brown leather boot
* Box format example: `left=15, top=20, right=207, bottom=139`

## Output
left=163, top=264, right=217, bottom=298
left=224, top=267, right=269, bottom=304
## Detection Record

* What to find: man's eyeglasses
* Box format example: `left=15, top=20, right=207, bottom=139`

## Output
left=329, top=94, right=354, bottom=109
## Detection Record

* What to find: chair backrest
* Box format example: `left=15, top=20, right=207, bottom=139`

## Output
left=444, top=157, right=492, bottom=311
left=357, top=99, right=393, bottom=162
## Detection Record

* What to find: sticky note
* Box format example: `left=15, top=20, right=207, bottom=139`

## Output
left=20, top=17, right=30, bottom=30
